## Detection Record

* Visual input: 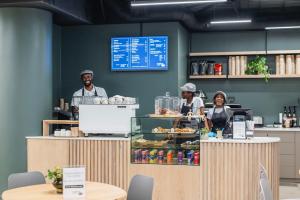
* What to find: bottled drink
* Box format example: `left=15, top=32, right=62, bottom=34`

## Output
left=283, top=106, right=287, bottom=128
left=289, top=106, right=293, bottom=127
left=293, top=106, right=297, bottom=127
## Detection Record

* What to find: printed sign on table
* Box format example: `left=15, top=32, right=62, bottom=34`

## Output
left=63, top=167, right=86, bottom=199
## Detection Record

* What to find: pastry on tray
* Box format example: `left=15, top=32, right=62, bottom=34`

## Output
left=152, top=127, right=196, bottom=134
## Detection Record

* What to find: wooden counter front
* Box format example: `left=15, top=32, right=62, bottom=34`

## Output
left=27, top=137, right=279, bottom=200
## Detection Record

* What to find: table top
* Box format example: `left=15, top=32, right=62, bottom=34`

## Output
left=2, top=182, right=127, bottom=200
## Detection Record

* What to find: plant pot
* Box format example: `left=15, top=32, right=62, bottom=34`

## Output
left=52, top=179, right=63, bottom=194
left=201, top=134, right=209, bottom=140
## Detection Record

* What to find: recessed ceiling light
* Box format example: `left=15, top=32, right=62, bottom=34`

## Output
left=131, top=0, right=227, bottom=7
left=210, top=19, right=252, bottom=24
left=265, top=26, right=300, bottom=30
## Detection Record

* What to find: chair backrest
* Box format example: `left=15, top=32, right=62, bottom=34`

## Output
left=127, top=174, right=154, bottom=200
left=259, top=164, right=273, bottom=200
left=8, top=171, right=46, bottom=189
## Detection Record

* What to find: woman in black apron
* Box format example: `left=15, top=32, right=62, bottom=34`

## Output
left=208, top=91, right=232, bottom=136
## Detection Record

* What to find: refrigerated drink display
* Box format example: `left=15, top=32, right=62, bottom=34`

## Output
left=131, top=116, right=201, bottom=166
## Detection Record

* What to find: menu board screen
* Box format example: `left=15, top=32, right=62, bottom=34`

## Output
left=111, top=36, right=168, bottom=71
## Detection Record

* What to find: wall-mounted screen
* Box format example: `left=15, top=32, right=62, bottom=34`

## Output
left=111, top=36, right=168, bottom=71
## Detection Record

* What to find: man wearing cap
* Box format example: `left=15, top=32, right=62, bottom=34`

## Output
left=180, top=83, right=205, bottom=116
left=71, top=70, right=108, bottom=114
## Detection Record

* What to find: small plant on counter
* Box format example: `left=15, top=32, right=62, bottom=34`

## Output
left=200, top=127, right=209, bottom=139
left=47, top=166, right=63, bottom=193
left=245, top=56, right=270, bottom=82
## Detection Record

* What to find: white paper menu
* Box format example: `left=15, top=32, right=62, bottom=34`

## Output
left=63, top=167, right=86, bottom=199
left=233, top=121, right=246, bottom=139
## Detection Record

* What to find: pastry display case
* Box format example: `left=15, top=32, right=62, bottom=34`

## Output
left=131, top=116, right=201, bottom=166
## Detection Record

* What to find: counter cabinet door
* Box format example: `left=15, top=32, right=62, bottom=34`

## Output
left=254, top=131, right=268, bottom=137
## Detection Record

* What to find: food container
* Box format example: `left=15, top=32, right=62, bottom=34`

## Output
left=214, top=63, right=222, bottom=75
left=154, top=92, right=180, bottom=115
left=240, top=56, right=245, bottom=75
left=228, top=56, right=232, bottom=75
left=235, top=56, right=240, bottom=75
left=191, top=62, right=199, bottom=75
left=199, top=61, right=208, bottom=75
left=275, top=55, right=280, bottom=75
left=231, top=56, right=236, bottom=76
left=296, top=55, right=300, bottom=74
left=286, top=55, right=292, bottom=75
left=207, top=62, right=215, bottom=75
left=279, top=55, right=285, bottom=75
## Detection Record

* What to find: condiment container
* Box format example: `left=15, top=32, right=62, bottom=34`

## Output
left=279, top=55, right=285, bottom=75
left=296, top=55, right=300, bottom=75
left=236, top=56, right=240, bottom=75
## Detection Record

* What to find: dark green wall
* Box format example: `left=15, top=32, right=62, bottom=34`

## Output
left=53, top=25, right=62, bottom=108
left=191, top=30, right=300, bottom=124
left=0, top=8, right=53, bottom=193
left=60, top=22, right=189, bottom=115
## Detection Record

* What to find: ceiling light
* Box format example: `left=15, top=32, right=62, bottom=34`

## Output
left=265, top=26, right=300, bottom=30
left=210, top=19, right=252, bottom=24
left=131, top=0, right=227, bottom=7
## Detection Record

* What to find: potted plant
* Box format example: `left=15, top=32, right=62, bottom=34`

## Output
left=200, top=127, right=209, bottom=139
left=245, top=56, right=270, bottom=82
left=47, top=166, right=63, bottom=194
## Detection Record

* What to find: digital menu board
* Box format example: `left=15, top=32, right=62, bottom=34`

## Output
left=111, top=36, right=168, bottom=71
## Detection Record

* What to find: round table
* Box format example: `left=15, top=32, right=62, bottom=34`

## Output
left=2, top=182, right=127, bottom=200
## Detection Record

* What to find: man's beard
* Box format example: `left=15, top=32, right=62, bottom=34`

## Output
left=83, top=80, right=92, bottom=87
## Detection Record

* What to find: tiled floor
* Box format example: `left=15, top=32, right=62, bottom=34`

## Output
left=280, top=179, right=300, bottom=200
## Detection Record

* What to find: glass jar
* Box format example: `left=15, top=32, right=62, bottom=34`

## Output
left=154, top=92, right=180, bottom=115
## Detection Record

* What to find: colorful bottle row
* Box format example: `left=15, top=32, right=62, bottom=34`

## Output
left=133, top=149, right=200, bottom=165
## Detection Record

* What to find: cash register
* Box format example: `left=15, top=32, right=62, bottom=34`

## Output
left=229, top=108, right=253, bottom=139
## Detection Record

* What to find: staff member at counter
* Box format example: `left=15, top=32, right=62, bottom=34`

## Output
left=71, top=70, right=108, bottom=114
left=179, top=83, right=208, bottom=129
left=180, top=83, right=205, bottom=116
left=207, top=91, right=231, bottom=134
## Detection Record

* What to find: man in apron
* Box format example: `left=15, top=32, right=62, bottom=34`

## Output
left=71, top=70, right=108, bottom=119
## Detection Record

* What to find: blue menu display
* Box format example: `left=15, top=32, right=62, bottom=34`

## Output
left=111, top=36, right=168, bottom=71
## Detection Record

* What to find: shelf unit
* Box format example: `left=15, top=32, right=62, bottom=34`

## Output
left=189, top=75, right=227, bottom=79
left=189, top=50, right=300, bottom=80
left=189, top=51, right=266, bottom=57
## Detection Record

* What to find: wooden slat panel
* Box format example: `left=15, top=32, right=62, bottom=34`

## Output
left=68, top=139, right=130, bottom=190
left=27, top=139, right=70, bottom=176
left=129, top=141, right=280, bottom=200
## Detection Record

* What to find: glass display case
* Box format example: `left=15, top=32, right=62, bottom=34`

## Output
left=131, top=116, right=201, bottom=166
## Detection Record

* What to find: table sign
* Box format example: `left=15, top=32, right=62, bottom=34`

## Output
left=63, top=167, right=86, bottom=199
left=233, top=121, right=246, bottom=139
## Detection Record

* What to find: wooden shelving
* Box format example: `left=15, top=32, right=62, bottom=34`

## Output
left=189, top=75, right=227, bottom=79
left=228, top=75, right=265, bottom=79
left=188, top=50, right=300, bottom=80
left=227, top=74, right=300, bottom=79
left=189, top=51, right=266, bottom=57
left=266, top=50, right=300, bottom=55
left=270, top=74, right=300, bottom=78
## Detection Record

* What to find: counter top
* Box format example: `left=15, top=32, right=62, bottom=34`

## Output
left=26, top=136, right=130, bottom=141
left=27, top=136, right=279, bottom=144
left=201, top=137, right=280, bottom=144
left=255, top=127, right=300, bottom=132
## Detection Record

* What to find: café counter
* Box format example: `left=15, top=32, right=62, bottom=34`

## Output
left=26, top=136, right=280, bottom=200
